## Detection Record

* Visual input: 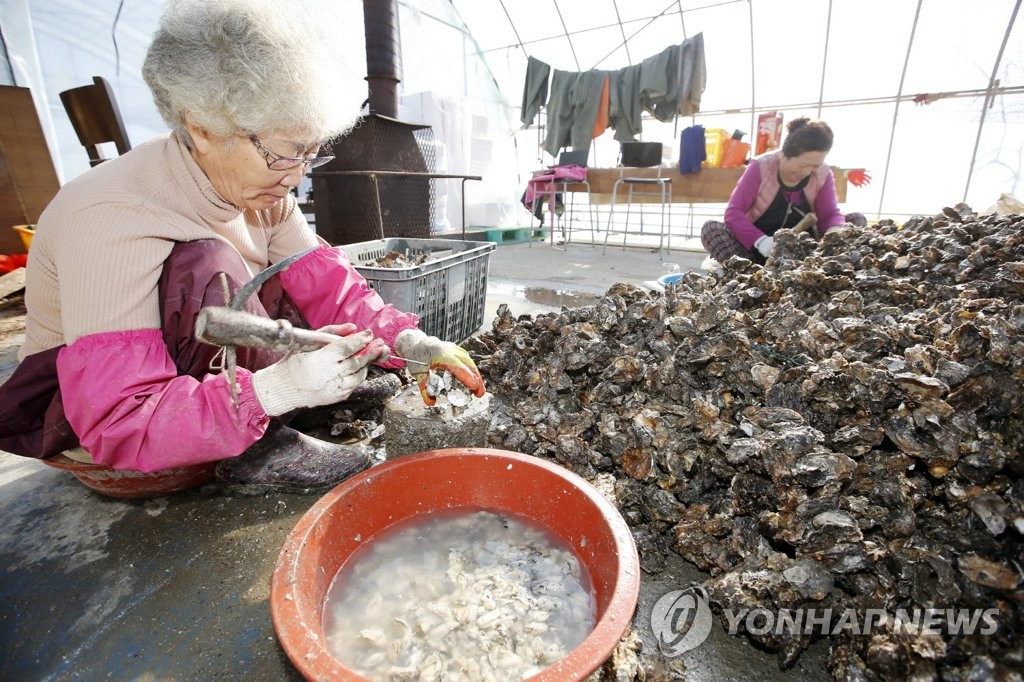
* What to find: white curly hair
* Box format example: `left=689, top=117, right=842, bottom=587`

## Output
left=142, top=0, right=365, bottom=145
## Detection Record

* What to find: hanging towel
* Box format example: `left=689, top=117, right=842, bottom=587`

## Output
left=521, top=56, right=551, bottom=127
left=679, top=124, right=706, bottom=174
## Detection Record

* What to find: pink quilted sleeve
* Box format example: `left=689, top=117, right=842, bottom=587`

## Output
left=723, top=160, right=768, bottom=249
left=57, top=329, right=269, bottom=471
left=279, top=245, right=420, bottom=369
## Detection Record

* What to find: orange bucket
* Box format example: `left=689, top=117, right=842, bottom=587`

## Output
left=271, top=447, right=641, bottom=681
left=13, top=224, right=34, bottom=251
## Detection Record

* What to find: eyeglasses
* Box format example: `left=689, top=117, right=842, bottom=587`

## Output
left=249, top=134, right=334, bottom=171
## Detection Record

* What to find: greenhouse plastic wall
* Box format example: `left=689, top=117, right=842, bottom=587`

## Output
left=2, top=0, right=1021, bottom=232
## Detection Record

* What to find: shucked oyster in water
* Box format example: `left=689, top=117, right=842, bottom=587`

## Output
left=464, top=204, right=1024, bottom=680
left=323, top=511, right=595, bottom=681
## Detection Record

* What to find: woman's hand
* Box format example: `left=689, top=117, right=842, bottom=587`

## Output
left=754, top=235, right=775, bottom=258
left=252, top=328, right=386, bottom=416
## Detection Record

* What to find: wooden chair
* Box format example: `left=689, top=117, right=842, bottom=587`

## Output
left=0, top=85, right=61, bottom=253
left=58, top=76, right=131, bottom=167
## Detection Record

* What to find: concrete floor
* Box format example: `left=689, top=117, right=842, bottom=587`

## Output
left=482, top=236, right=709, bottom=325
left=0, top=239, right=830, bottom=681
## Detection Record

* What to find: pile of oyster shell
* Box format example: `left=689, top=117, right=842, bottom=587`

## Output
left=365, top=249, right=430, bottom=268
left=465, top=204, right=1023, bottom=680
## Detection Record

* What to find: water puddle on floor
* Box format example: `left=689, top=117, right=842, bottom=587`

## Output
left=488, top=281, right=602, bottom=310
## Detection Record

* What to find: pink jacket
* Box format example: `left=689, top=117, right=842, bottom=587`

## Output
left=524, top=164, right=588, bottom=206
left=724, top=152, right=845, bottom=250
left=56, top=246, right=418, bottom=472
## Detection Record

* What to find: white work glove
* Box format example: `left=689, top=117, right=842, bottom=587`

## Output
left=252, top=327, right=387, bottom=416
left=394, top=329, right=486, bottom=406
left=754, top=235, right=775, bottom=258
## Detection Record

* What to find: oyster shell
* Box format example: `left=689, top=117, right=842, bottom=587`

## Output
left=471, top=206, right=1024, bottom=680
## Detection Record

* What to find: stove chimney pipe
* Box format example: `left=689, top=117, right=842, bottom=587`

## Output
left=363, top=0, right=400, bottom=118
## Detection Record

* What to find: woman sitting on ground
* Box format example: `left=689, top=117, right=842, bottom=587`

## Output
left=0, top=0, right=484, bottom=494
left=701, top=117, right=866, bottom=266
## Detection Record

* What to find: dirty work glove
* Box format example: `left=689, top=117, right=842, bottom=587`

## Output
left=318, top=323, right=393, bottom=366
left=754, top=235, right=775, bottom=258
left=394, top=329, right=486, bottom=406
left=252, top=329, right=385, bottom=416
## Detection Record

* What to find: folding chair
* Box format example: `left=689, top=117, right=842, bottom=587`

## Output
left=603, top=141, right=672, bottom=257
left=59, top=76, right=131, bottom=167
left=529, top=149, right=595, bottom=249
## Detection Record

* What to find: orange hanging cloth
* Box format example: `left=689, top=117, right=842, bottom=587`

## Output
left=592, top=75, right=610, bottom=138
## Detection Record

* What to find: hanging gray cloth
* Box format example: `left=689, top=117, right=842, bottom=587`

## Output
left=520, top=56, right=551, bottom=127
left=567, top=70, right=609, bottom=154
left=610, top=33, right=707, bottom=140
left=638, top=44, right=676, bottom=121
left=542, top=69, right=576, bottom=155
left=542, top=69, right=608, bottom=158
left=609, top=64, right=643, bottom=142
left=643, top=33, right=706, bottom=120
left=677, top=33, right=706, bottom=116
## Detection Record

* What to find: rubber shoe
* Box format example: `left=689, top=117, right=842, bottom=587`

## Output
left=844, top=212, right=868, bottom=227
left=215, top=425, right=374, bottom=495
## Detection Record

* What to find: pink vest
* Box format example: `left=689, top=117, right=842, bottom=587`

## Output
left=748, top=152, right=830, bottom=223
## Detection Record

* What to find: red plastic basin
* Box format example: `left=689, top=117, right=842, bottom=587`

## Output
left=42, top=453, right=216, bottom=499
left=271, top=447, right=640, bottom=681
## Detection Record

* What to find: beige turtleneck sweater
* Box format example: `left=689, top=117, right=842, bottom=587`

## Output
left=21, top=134, right=317, bottom=359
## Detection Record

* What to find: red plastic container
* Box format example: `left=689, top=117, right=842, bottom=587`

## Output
left=271, top=448, right=641, bottom=681
left=42, top=453, right=216, bottom=499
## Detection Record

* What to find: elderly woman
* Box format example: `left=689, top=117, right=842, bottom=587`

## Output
left=0, top=0, right=484, bottom=493
left=700, top=117, right=866, bottom=266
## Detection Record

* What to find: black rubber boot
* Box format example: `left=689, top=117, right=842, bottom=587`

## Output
left=215, top=424, right=375, bottom=495
left=844, top=212, right=868, bottom=227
